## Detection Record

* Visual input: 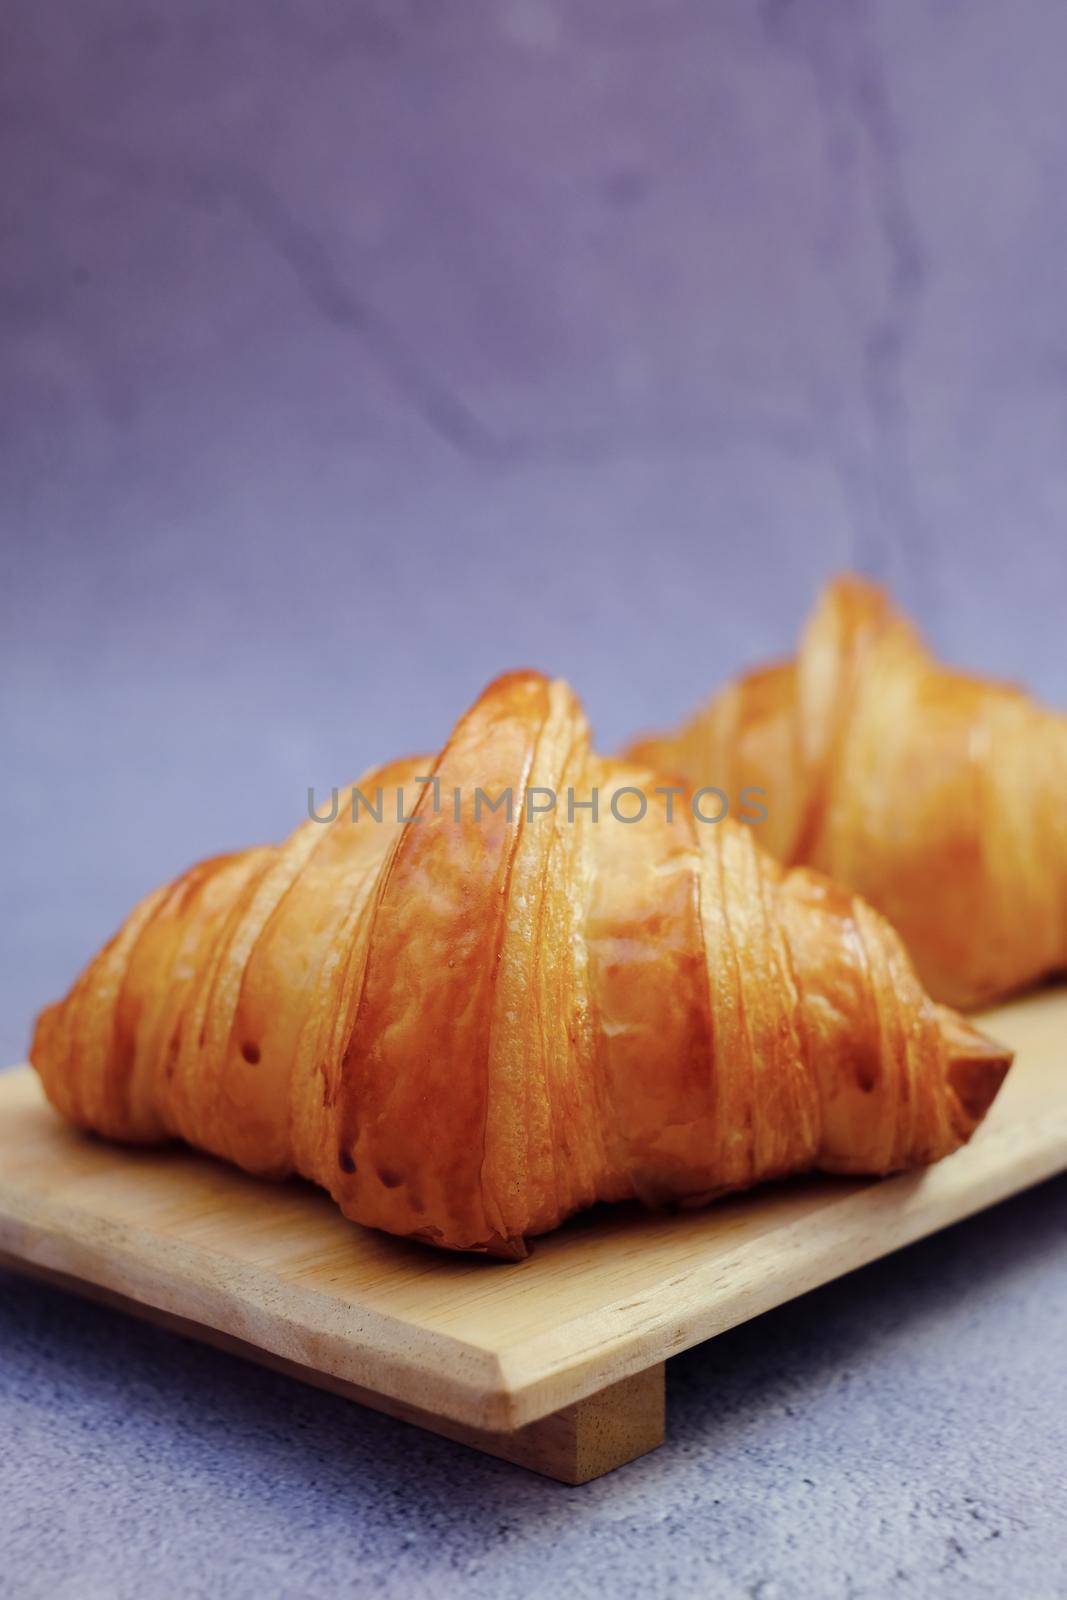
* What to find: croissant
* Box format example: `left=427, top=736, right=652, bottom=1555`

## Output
left=629, top=577, right=1067, bottom=1012
left=31, top=670, right=1009, bottom=1257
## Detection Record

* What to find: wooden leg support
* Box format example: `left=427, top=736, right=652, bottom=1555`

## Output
left=189, top=1322, right=665, bottom=1483
left=4, top=1256, right=666, bottom=1484
left=402, top=1364, right=667, bottom=1484
left=193, top=1325, right=665, bottom=1484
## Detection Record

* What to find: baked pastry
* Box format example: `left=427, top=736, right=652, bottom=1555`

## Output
left=32, top=670, right=1010, bottom=1256
left=629, top=577, right=1067, bottom=1010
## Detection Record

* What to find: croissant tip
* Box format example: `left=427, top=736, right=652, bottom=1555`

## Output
left=937, top=1007, right=1013, bottom=1126
left=623, top=734, right=655, bottom=762
left=487, top=1232, right=529, bottom=1262
left=29, top=1002, right=58, bottom=1073
left=827, top=571, right=888, bottom=600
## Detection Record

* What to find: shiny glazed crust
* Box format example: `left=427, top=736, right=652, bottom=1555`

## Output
left=33, top=670, right=1010, bottom=1255
left=629, top=577, right=1067, bottom=1010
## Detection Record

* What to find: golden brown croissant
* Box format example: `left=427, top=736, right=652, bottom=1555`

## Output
left=628, top=576, right=1067, bottom=1011
left=32, top=670, right=1009, bottom=1256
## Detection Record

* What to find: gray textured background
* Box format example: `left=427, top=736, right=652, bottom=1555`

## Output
left=2, top=2, right=1066, bottom=1596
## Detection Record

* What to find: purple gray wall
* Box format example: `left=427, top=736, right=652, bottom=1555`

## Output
left=3, top=0, right=1066, bottom=1061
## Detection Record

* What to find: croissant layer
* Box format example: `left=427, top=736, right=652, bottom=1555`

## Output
left=32, top=671, right=1010, bottom=1254
left=629, top=577, right=1067, bottom=1010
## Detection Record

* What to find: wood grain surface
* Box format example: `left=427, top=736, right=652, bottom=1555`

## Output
left=1, top=987, right=1064, bottom=1477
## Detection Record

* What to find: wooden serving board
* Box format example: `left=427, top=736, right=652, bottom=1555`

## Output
left=2, top=987, right=1066, bottom=1483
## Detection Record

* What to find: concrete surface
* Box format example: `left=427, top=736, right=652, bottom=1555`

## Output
left=3, top=1176, right=1066, bottom=1600
left=2, top=0, right=1067, bottom=1594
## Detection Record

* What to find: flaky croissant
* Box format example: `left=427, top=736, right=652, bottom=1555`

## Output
left=32, top=670, right=1009, bottom=1256
left=629, top=577, right=1067, bottom=1012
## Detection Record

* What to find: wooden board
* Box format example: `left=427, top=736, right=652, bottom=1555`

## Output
left=2, top=987, right=1066, bottom=1481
